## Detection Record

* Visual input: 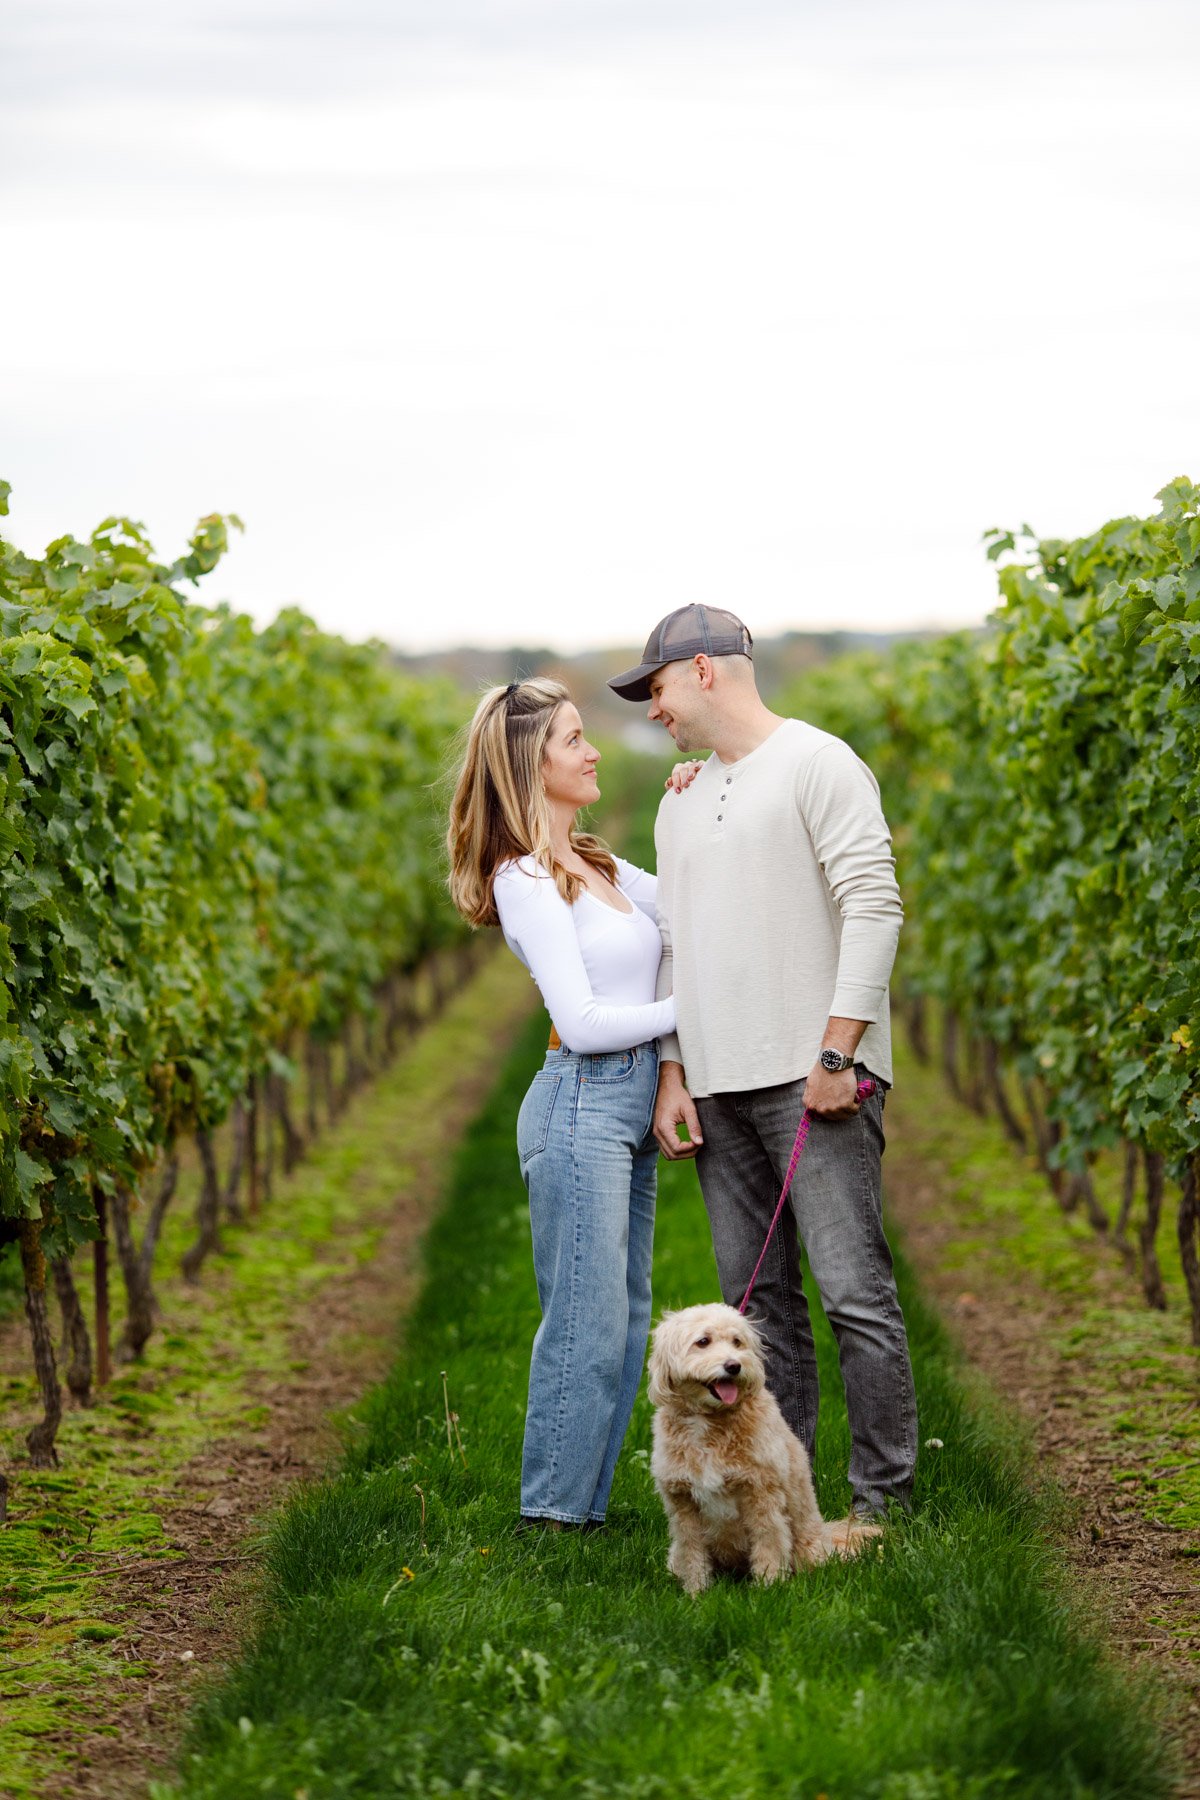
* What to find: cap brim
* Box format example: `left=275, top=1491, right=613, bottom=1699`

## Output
left=606, top=662, right=661, bottom=702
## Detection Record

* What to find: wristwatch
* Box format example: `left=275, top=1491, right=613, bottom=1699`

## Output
left=819, top=1048, right=855, bottom=1074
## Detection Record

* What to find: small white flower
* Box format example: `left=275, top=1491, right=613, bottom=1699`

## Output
left=925, top=1437, right=944, bottom=1450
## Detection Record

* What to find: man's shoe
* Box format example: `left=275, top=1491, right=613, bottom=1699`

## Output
left=850, top=1500, right=887, bottom=1525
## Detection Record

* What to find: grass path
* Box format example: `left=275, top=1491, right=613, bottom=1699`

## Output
left=0, top=949, right=538, bottom=1800
left=882, top=1031, right=1200, bottom=1770
left=154, top=1009, right=1179, bottom=1800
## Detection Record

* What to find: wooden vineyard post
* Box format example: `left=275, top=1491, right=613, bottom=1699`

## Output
left=181, top=1129, right=224, bottom=1283
left=305, top=1038, right=320, bottom=1140
left=52, top=1256, right=93, bottom=1404
left=20, top=1219, right=63, bottom=1467
left=1066, top=1163, right=1108, bottom=1236
left=223, top=1099, right=248, bottom=1222
left=941, top=1007, right=963, bottom=1102
left=248, top=1074, right=261, bottom=1216
left=1178, top=1154, right=1200, bottom=1348
left=963, top=1034, right=988, bottom=1117
left=263, top=1075, right=276, bottom=1206
left=137, top=1154, right=180, bottom=1295
left=1115, top=1142, right=1138, bottom=1243
left=1113, top=1142, right=1139, bottom=1273
left=321, top=1041, right=337, bottom=1127
left=275, top=1065, right=305, bottom=1173
left=906, top=992, right=930, bottom=1064
left=93, top=1187, right=111, bottom=1387
left=383, top=973, right=400, bottom=1059
left=983, top=1040, right=1028, bottom=1152
left=110, top=1183, right=156, bottom=1362
left=1140, top=1151, right=1168, bottom=1312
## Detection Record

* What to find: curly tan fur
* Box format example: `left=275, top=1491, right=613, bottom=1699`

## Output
left=648, top=1303, right=879, bottom=1593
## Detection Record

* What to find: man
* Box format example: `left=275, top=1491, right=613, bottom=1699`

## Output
left=608, top=604, right=917, bottom=1521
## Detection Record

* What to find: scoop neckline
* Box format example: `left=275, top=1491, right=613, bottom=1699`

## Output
left=580, top=885, right=636, bottom=919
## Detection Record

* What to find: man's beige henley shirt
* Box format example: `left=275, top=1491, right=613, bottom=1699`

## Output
left=653, top=717, right=902, bottom=1097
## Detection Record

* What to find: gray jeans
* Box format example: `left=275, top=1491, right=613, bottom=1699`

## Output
left=693, top=1067, right=917, bottom=1512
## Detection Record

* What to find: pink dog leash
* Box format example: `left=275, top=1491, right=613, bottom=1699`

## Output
left=736, top=1079, right=876, bottom=1315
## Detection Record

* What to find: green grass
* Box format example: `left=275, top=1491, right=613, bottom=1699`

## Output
left=155, top=1008, right=1179, bottom=1800
left=886, top=1035, right=1200, bottom=1533
left=0, top=950, right=538, bottom=1800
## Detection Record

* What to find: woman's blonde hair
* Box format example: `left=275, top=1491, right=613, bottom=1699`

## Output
left=446, top=677, right=617, bottom=927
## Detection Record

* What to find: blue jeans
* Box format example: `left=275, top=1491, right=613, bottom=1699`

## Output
left=515, top=1040, right=659, bottom=1524
left=693, top=1066, right=917, bottom=1512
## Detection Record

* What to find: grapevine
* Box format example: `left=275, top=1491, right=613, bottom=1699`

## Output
left=0, top=485, right=471, bottom=1468
left=778, top=478, right=1200, bottom=1337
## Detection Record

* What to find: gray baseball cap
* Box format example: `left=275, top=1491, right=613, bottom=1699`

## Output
left=607, top=604, right=754, bottom=702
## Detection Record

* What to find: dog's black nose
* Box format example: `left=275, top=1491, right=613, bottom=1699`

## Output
left=723, top=1359, right=741, bottom=1376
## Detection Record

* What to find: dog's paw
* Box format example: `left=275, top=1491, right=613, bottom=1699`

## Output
left=821, top=1516, right=884, bottom=1559
left=676, top=1562, right=712, bottom=1605
left=669, top=1544, right=712, bottom=1594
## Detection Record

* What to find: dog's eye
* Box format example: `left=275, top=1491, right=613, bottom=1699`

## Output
left=732, top=1337, right=743, bottom=1348
left=694, top=1335, right=711, bottom=1348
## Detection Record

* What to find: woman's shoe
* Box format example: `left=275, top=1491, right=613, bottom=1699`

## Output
left=515, top=1514, right=565, bottom=1536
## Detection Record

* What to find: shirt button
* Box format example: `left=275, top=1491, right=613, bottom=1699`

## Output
left=717, top=813, right=723, bottom=821
left=725, top=777, right=732, bottom=785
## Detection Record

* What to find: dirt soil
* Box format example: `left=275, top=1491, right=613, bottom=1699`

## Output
left=885, top=1135, right=1200, bottom=1796
left=25, top=1014, right=532, bottom=1800
left=13, top=1020, right=1196, bottom=1797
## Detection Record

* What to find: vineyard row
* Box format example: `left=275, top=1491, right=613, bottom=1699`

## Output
left=0, top=487, right=470, bottom=1474
left=778, top=476, right=1200, bottom=1339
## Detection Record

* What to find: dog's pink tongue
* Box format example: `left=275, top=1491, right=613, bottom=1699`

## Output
left=714, top=1380, right=739, bottom=1406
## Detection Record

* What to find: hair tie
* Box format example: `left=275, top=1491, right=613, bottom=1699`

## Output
left=504, top=682, right=518, bottom=701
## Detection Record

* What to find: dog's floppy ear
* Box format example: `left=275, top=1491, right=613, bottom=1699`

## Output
left=647, top=1313, right=679, bottom=1407
left=738, top=1311, right=766, bottom=1356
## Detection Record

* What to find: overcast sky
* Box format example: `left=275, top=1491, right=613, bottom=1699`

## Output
left=3, top=0, right=1197, bottom=652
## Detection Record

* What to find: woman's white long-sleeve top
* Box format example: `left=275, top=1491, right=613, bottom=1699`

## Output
left=492, top=855, right=676, bottom=1055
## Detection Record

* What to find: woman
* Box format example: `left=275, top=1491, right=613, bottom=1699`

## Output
left=447, top=678, right=681, bottom=1532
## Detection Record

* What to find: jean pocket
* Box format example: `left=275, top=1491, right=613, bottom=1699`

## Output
left=517, top=1072, right=562, bottom=1164
left=582, top=1050, right=638, bottom=1084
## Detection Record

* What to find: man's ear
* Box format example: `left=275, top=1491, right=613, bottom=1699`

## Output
left=694, top=654, right=715, bottom=689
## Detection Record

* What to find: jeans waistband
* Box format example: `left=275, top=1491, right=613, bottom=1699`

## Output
left=544, top=1039, right=659, bottom=1065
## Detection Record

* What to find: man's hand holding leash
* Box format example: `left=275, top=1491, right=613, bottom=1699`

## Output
left=800, top=1018, right=869, bottom=1119
left=800, top=1063, right=863, bottom=1119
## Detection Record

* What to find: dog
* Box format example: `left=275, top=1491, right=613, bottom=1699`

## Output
left=647, top=1302, right=880, bottom=1593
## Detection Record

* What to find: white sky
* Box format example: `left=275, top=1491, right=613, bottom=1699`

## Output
left=3, top=0, right=1198, bottom=652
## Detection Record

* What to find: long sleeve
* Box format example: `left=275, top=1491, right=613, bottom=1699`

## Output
left=613, top=857, right=657, bottom=922
left=796, top=741, right=903, bottom=1022
left=652, top=801, right=684, bottom=1067
left=494, top=862, right=676, bottom=1054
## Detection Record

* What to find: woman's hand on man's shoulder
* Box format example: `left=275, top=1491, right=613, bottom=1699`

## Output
left=663, top=760, right=705, bottom=795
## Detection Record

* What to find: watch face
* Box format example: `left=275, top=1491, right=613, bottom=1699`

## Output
left=821, top=1049, right=845, bottom=1072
